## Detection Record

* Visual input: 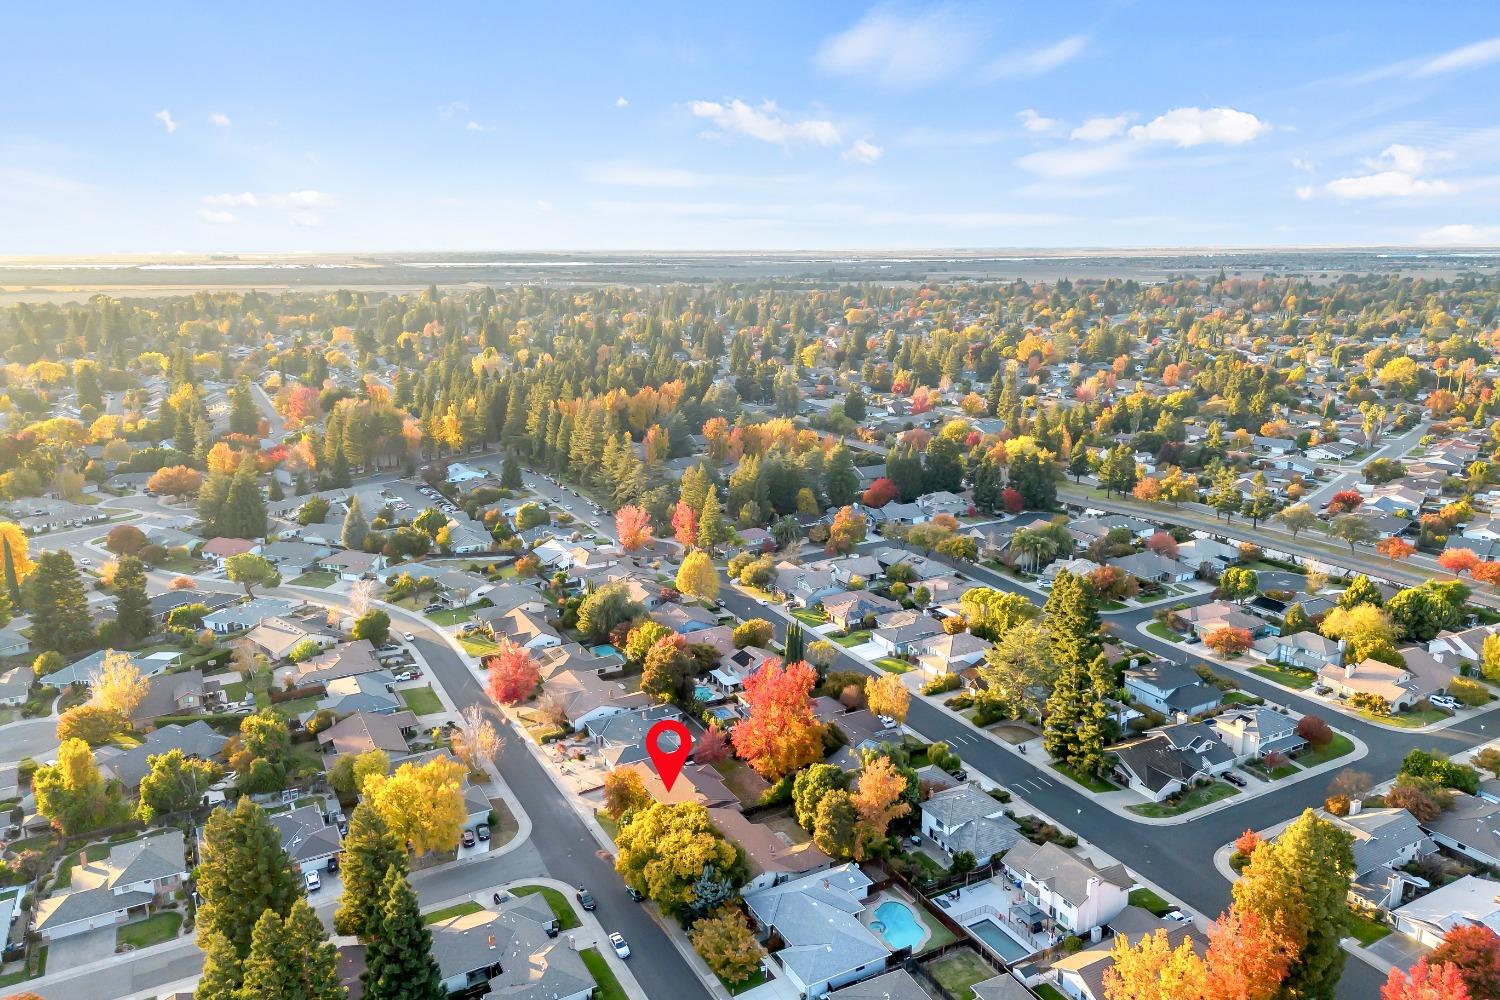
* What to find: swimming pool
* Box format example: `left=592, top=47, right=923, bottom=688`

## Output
left=589, top=644, right=618, bottom=657
left=869, top=900, right=926, bottom=951
left=694, top=684, right=716, bottom=702
left=967, top=918, right=1033, bottom=964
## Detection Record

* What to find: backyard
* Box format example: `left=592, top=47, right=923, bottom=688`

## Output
left=713, top=759, right=771, bottom=806
left=923, top=949, right=996, bottom=997
left=1128, top=781, right=1240, bottom=818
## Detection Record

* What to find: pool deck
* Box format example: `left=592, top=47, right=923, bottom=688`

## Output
left=932, top=879, right=1054, bottom=957
left=862, top=890, right=931, bottom=952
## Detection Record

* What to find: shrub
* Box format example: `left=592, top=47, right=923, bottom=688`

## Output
left=1448, top=676, right=1491, bottom=707
left=920, top=674, right=962, bottom=696
left=1295, top=714, right=1334, bottom=748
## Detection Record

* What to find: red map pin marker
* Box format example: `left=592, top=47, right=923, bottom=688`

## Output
left=645, top=719, right=692, bottom=792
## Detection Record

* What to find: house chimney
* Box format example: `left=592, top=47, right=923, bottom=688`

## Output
left=1348, top=798, right=1363, bottom=816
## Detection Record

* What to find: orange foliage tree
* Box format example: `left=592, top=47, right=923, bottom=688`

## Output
left=1376, top=537, right=1415, bottom=563
left=1439, top=548, right=1480, bottom=576
left=730, top=659, right=824, bottom=780
left=614, top=505, right=653, bottom=551
left=485, top=640, right=540, bottom=705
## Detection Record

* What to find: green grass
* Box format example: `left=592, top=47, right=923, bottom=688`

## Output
left=1129, top=781, right=1240, bottom=818
left=1222, top=691, right=1264, bottom=706
left=1250, top=665, right=1315, bottom=690
left=1298, top=733, right=1355, bottom=767
left=916, top=905, right=958, bottom=951
left=1346, top=912, right=1391, bottom=946
left=1035, top=986, right=1068, bottom=1000
left=271, top=695, right=321, bottom=719
left=791, top=608, right=827, bottom=627
left=427, top=607, right=476, bottom=626
left=1359, top=708, right=1448, bottom=728
left=401, top=685, right=444, bottom=715
left=875, top=656, right=913, bottom=674
left=925, top=950, right=995, bottom=997
left=1129, top=887, right=1174, bottom=917
left=219, top=680, right=247, bottom=701
left=1051, top=761, right=1119, bottom=793
left=580, top=947, right=628, bottom=1000
left=458, top=635, right=500, bottom=656
left=595, top=811, right=620, bottom=841
left=116, top=912, right=182, bottom=949
left=1145, top=622, right=1184, bottom=642
left=835, top=630, right=873, bottom=647
left=423, top=900, right=484, bottom=924
left=289, top=570, right=338, bottom=588
left=511, top=885, right=581, bottom=930
left=719, top=969, right=768, bottom=995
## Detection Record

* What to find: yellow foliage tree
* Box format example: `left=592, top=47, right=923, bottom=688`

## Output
left=89, top=650, right=150, bottom=719
left=675, top=550, right=721, bottom=602
left=361, top=756, right=467, bottom=854
left=865, top=673, right=911, bottom=724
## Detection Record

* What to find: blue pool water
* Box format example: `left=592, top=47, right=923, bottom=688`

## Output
left=967, top=918, right=1033, bottom=963
left=694, top=684, right=716, bottom=702
left=589, top=644, right=617, bottom=657
left=870, top=900, right=926, bottom=950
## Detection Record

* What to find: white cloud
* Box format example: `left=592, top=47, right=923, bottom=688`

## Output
left=1128, top=107, right=1270, bottom=147
left=1071, top=115, right=1130, bottom=142
left=1291, top=156, right=1315, bottom=173
left=203, top=192, right=259, bottom=208
left=842, top=139, right=885, bottom=164
left=438, top=101, right=468, bottom=121
left=1324, top=171, right=1455, bottom=200
left=1418, top=223, right=1500, bottom=245
left=616, top=97, right=629, bottom=108
left=1016, top=141, right=1135, bottom=178
left=689, top=99, right=841, bottom=147
left=271, top=190, right=334, bottom=208
left=535, top=199, right=554, bottom=212
left=587, top=163, right=702, bottom=188
left=1017, top=109, right=1060, bottom=134
left=196, top=209, right=235, bottom=224
left=209, top=112, right=231, bottom=127
left=1415, top=36, right=1500, bottom=77
left=154, top=109, right=178, bottom=133
left=465, top=120, right=492, bottom=132
left=816, top=5, right=980, bottom=89
left=1368, top=143, right=1442, bottom=175
left=983, top=35, right=1087, bottom=80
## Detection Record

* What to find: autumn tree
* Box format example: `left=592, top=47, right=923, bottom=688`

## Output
left=1381, top=959, right=1472, bottom=1000
left=1430, top=924, right=1500, bottom=1000
left=1377, top=537, right=1416, bottom=563
left=865, top=673, right=910, bottom=724
left=731, top=658, right=824, bottom=780
left=850, top=755, right=911, bottom=856
left=826, top=506, right=866, bottom=555
left=690, top=906, right=766, bottom=986
left=88, top=650, right=150, bottom=718
left=34, top=738, right=121, bottom=835
left=486, top=640, right=541, bottom=705
left=1205, top=626, right=1253, bottom=656
left=361, top=756, right=467, bottom=854
left=676, top=550, right=721, bottom=602
left=146, top=465, right=203, bottom=498
left=672, top=501, right=699, bottom=548
left=449, top=704, right=502, bottom=773
left=603, top=767, right=652, bottom=821
left=615, top=505, right=653, bottom=551
left=613, top=802, right=743, bottom=918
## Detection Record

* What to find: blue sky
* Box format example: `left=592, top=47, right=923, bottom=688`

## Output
left=5, top=2, right=1500, bottom=252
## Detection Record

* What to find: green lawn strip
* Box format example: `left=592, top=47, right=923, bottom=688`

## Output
left=1249, top=665, right=1314, bottom=690
left=459, top=635, right=500, bottom=656
left=1035, top=986, right=1068, bottom=1000
left=720, top=969, right=768, bottom=995
left=1050, top=761, right=1118, bottom=793
left=875, top=657, right=913, bottom=674
left=1298, top=733, right=1355, bottom=767
left=580, top=947, right=627, bottom=1000
left=595, top=811, right=620, bottom=841
left=1145, top=622, right=1184, bottom=642
left=1359, top=708, right=1449, bottom=728
left=289, top=570, right=338, bottom=588
left=423, top=900, right=483, bottom=925
left=791, top=608, right=827, bottom=627
left=117, top=911, right=182, bottom=949
left=511, top=885, right=581, bottom=930
left=1128, top=887, right=1173, bottom=917
left=1345, top=912, right=1390, bottom=945
left=835, top=630, right=872, bottom=648
left=428, top=607, right=476, bottom=626
left=1221, top=691, right=1264, bottom=706
left=220, top=680, right=247, bottom=701
left=401, top=685, right=445, bottom=715
left=916, top=906, right=958, bottom=951
left=1128, top=782, right=1240, bottom=818
left=271, top=695, right=321, bottom=719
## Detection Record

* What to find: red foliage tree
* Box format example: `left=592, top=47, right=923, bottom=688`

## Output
left=1431, top=924, right=1500, bottom=1000
left=693, top=724, right=732, bottom=765
left=614, top=505, right=653, bottom=551
left=1376, top=536, right=1416, bottom=563
left=1326, top=490, right=1364, bottom=515
left=1234, top=829, right=1262, bottom=856
left=730, top=659, right=824, bottom=780
left=861, top=478, right=898, bottom=509
left=671, top=501, right=699, bottom=549
left=1381, top=959, right=1472, bottom=1000
left=1474, top=561, right=1500, bottom=589
left=1001, top=487, right=1024, bottom=514
left=1439, top=548, right=1481, bottom=576
left=1295, top=714, right=1334, bottom=748
left=486, top=640, right=541, bottom=706
left=1145, top=531, right=1179, bottom=558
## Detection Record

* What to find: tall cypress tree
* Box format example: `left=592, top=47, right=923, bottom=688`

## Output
left=240, top=900, right=345, bottom=1000
left=196, top=799, right=301, bottom=958
left=334, top=804, right=407, bottom=938
left=1043, top=571, right=1100, bottom=672
left=194, top=929, right=243, bottom=1000
left=1, top=536, right=20, bottom=607
left=24, top=551, right=92, bottom=654
left=361, top=867, right=445, bottom=1000
left=341, top=496, right=369, bottom=550
left=224, top=456, right=268, bottom=539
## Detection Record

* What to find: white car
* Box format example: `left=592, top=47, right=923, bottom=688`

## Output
left=590, top=519, right=600, bottom=527
left=305, top=871, right=322, bottom=892
left=403, top=632, right=416, bottom=642
left=609, top=932, right=630, bottom=959
left=1431, top=695, right=1461, bottom=711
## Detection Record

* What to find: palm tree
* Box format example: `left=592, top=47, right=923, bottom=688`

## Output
left=1011, top=530, right=1055, bottom=575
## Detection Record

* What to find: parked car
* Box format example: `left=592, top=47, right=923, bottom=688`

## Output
left=625, top=887, right=644, bottom=902
left=326, top=855, right=340, bottom=873
left=305, top=871, right=322, bottom=892
left=1431, top=695, right=1461, bottom=711
left=393, top=671, right=417, bottom=683
left=1223, top=772, right=1246, bottom=788
left=609, top=932, right=630, bottom=959
left=576, top=888, right=596, bottom=910
left=476, top=824, right=490, bottom=842
left=461, top=828, right=476, bottom=848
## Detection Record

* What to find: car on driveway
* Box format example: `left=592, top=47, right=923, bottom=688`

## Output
left=305, top=871, right=322, bottom=892
left=461, top=828, right=476, bottom=848
left=1223, top=772, right=1246, bottom=788
left=609, top=932, right=630, bottom=959
left=576, top=888, right=596, bottom=911
left=476, top=824, right=490, bottom=842
left=1431, top=695, right=1461, bottom=711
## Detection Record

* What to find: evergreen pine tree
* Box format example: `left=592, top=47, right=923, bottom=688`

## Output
left=342, top=496, right=369, bottom=550
left=1043, top=571, right=1101, bottom=671
left=1042, top=660, right=1087, bottom=766
left=198, top=472, right=232, bottom=537
left=113, top=556, right=153, bottom=640
left=501, top=454, right=522, bottom=489
left=824, top=444, right=859, bottom=507
left=1, top=536, right=20, bottom=607
left=24, top=551, right=92, bottom=654
left=230, top=380, right=259, bottom=436
left=332, top=448, right=352, bottom=488
left=194, top=929, right=244, bottom=1000
left=268, top=476, right=284, bottom=501
left=196, top=799, right=301, bottom=958
left=239, top=900, right=345, bottom=1000
left=334, top=804, right=407, bottom=938
left=697, top=490, right=725, bottom=548
left=224, top=457, right=268, bottom=539
left=360, top=866, right=445, bottom=1000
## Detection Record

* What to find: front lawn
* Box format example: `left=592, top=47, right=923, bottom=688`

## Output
left=401, top=685, right=445, bottom=716
left=1249, top=665, right=1314, bottom=690
left=117, top=911, right=182, bottom=949
left=289, top=570, right=338, bottom=588
left=1129, top=887, right=1173, bottom=917
left=1128, top=781, right=1239, bottom=818
left=1346, top=912, right=1390, bottom=946
left=835, top=630, right=873, bottom=648
left=580, top=947, right=627, bottom=1000
left=459, top=635, right=500, bottom=656
left=1222, top=691, right=1264, bottom=706
left=1298, top=733, right=1355, bottom=767
left=1051, top=761, right=1118, bottom=793
left=511, top=885, right=581, bottom=930
left=875, top=657, right=913, bottom=674
left=1357, top=707, right=1449, bottom=728
left=791, top=608, right=827, bottom=627
left=428, top=606, right=476, bottom=626
left=423, top=900, right=483, bottom=924
left=1145, top=622, right=1184, bottom=643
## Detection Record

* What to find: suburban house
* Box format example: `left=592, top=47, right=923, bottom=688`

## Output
left=1123, top=661, right=1221, bottom=717
left=744, top=864, right=890, bottom=998
left=914, top=632, right=993, bottom=681
left=708, top=806, right=833, bottom=892
left=132, top=669, right=207, bottom=726
left=1176, top=538, right=1241, bottom=575
left=0, top=628, right=29, bottom=659
left=1000, top=841, right=1131, bottom=936
left=243, top=616, right=339, bottom=661
left=0, top=665, right=32, bottom=707
left=585, top=704, right=690, bottom=768
left=278, top=640, right=384, bottom=688
left=1391, top=876, right=1500, bottom=947
left=200, top=537, right=261, bottom=568
left=871, top=610, right=943, bottom=657
left=316, top=710, right=418, bottom=757
left=316, top=549, right=387, bottom=580
left=919, top=784, right=1023, bottom=862
left=318, top=670, right=402, bottom=716
left=45, top=648, right=182, bottom=689
left=1422, top=793, right=1500, bottom=869
left=822, top=591, right=900, bottom=631
left=1051, top=914, right=1203, bottom=1000
left=772, top=563, right=843, bottom=609
left=1256, top=632, right=1344, bottom=671
left=33, top=831, right=188, bottom=941
left=203, top=597, right=303, bottom=634
left=485, top=607, right=562, bottom=651
left=427, top=892, right=588, bottom=998
left=1108, top=551, right=1194, bottom=585
left=1171, top=602, right=1269, bottom=641
left=267, top=804, right=342, bottom=875
left=1317, top=659, right=1424, bottom=711
left=1210, top=709, right=1307, bottom=762
left=1427, top=623, right=1500, bottom=667
left=1109, top=724, right=1235, bottom=802
left=1325, top=807, right=1436, bottom=909
left=98, top=721, right=228, bottom=790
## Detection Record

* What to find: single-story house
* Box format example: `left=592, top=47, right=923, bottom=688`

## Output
left=1123, top=662, right=1221, bottom=717
left=267, top=804, right=342, bottom=875
left=1391, top=875, right=1500, bottom=947
left=744, top=864, right=888, bottom=998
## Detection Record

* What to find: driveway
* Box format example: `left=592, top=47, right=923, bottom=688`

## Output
left=1366, top=930, right=1431, bottom=972
left=46, top=926, right=117, bottom=967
